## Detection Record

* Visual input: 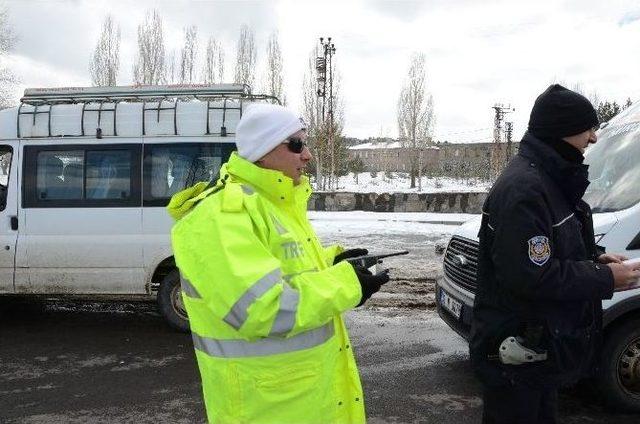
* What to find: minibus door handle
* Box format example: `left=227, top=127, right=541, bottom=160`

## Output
left=10, top=216, right=18, bottom=231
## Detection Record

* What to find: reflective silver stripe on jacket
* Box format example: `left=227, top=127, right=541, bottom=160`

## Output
left=241, top=185, right=255, bottom=195
left=180, top=275, right=201, bottom=299
left=192, top=321, right=334, bottom=358
left=271, top=213, right=289, bottom=235
left=223, top=268, right=282, bottom=330
left=269, top=284, right=300, bottom=336
left=283, top=268, right=318, bottom=282
left=552, top=213, right=575, bottom=228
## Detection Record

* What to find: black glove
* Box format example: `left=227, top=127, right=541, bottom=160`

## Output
left=352, top=265, right=390, bottom=306
left=333, top=248, right=369, bottom=265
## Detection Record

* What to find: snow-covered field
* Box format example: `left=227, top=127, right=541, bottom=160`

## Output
left=308, top=211, right=475, bottom=235
left=309, top=211, right=479, bottom=284
left=314, top=172, right=492, bottom=194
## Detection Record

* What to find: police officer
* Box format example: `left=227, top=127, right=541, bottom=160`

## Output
left=168, top=103, right=389, bottom=423
left=471, top=85, right=640, bottom=424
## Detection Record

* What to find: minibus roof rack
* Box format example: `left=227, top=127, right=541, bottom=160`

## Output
left=20, top=84, right=263, bottom=105
left=16, top=84, right=281, bottom=138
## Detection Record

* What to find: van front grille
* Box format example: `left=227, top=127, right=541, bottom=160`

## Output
left=443, top=236, right=479, bottom=293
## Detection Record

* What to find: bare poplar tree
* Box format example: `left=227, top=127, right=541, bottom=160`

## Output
left=179, top=25, right=198, bottom=84
left=0, top=6, right=17, bottom=108
left=233, top=24, right=257, bottom=88
left=132, top=9, right=166, bottom=85
left=328, top=70, right=346, bottom=190
left=89, top=15, right=120, bottom=86
left=202, top=37, right=225, bottom=84
left=166, top=50, right=178, bottom=83
left=397, top=52, right=435, bottom=189
left=264, top=31, right=285, bottom=104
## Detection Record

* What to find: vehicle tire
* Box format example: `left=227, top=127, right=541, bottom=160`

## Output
left=597, top=317, right=640, bottom=412
left=157, top=269, right=190, bottom=333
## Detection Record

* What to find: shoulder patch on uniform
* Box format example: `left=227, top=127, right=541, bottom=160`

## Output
left=528, top=236, right=550, bottom=266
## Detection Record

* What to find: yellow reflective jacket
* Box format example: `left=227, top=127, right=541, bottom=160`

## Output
left=169, top=152, right=365, bottom=424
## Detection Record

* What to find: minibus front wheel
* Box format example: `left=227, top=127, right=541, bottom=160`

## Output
left=157, top=269, right=190, bottom=332
left=597, top=317, right=640, bottom=411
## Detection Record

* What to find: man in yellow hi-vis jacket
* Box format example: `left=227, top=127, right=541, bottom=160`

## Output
left=168, top=103, right=390, bottom=423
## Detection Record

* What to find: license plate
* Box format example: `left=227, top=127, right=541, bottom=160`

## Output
left=440, top=289, right=462, bottom=319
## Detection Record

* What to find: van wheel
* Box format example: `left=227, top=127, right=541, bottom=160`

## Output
left=157, top=269, right=189, bottom=333
left=597, top=318, right=640, bottom=411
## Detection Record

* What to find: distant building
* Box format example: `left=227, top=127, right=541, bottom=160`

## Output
left=347, top=139, right=519, bottom=173
left=438, top=141, right=518, bottom=166
left=347, top=140, right=439, bottom=172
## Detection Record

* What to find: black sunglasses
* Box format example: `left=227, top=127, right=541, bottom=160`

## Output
left=283, top=137, right=307, bottom=154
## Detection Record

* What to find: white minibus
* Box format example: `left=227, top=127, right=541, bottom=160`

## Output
left=0, top=84, right=276, bottom=331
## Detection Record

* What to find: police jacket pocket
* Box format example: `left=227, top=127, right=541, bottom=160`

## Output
left=546, top=323, right=595, bottom=376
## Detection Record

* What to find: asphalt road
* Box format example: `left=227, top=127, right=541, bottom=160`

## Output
left=2, top=214, right=638, bottom=423
left=2, top=299, right=639, bottom=424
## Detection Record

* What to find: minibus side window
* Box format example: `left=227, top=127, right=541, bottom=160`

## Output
left=36, top=151, right=83, bottom=200
left=0, top=147, right=12, bottom=211
left=144, top=143, right=225, bottom=206
left=24, top=144, right=141, bottom=209
left=86, top=150, right=132, bottom=200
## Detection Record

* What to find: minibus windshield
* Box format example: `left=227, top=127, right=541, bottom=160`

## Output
left=584, top=106, right=640, bottom=213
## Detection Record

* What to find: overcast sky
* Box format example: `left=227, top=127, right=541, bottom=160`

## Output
left=3, top=0, right=640, bottom=142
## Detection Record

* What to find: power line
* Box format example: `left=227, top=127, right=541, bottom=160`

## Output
left=491, top=103, right=515, bottom=178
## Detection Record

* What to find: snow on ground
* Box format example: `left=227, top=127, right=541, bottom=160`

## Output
left=309, top=211, right=480, bottom=282
left=308, top=210, right=477, bottom=236
left=314, top=172, right=491, bottom=194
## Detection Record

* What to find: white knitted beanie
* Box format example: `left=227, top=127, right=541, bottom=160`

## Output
left=235, top=103, right=304, bottom=162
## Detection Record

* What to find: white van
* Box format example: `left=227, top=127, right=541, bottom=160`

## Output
left=436, top=101, right=640, bottom=411
left=0, top=84, right=276, bottom=331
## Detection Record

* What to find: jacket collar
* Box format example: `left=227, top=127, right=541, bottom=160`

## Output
left=223, top=152, right=312, bottom=206
left=518, top=132, right=590, bottom=205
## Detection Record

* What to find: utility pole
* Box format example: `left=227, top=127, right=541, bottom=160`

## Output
left=505, top=121, right=514, bottom=165
left=491, top=103, right=514, bottom=179
left=316, top=37, right=336, bottom=189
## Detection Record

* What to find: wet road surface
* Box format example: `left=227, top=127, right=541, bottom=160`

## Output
left=2, top=213, right=638, bottom=423
left=1, top=300, right=639, bottom=423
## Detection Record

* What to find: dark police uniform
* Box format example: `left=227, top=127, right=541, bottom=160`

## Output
left=471, top=132, right=614, bottom=423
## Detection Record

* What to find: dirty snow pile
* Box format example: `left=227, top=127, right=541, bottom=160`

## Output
left=314, top=172, right=491, bottom=193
